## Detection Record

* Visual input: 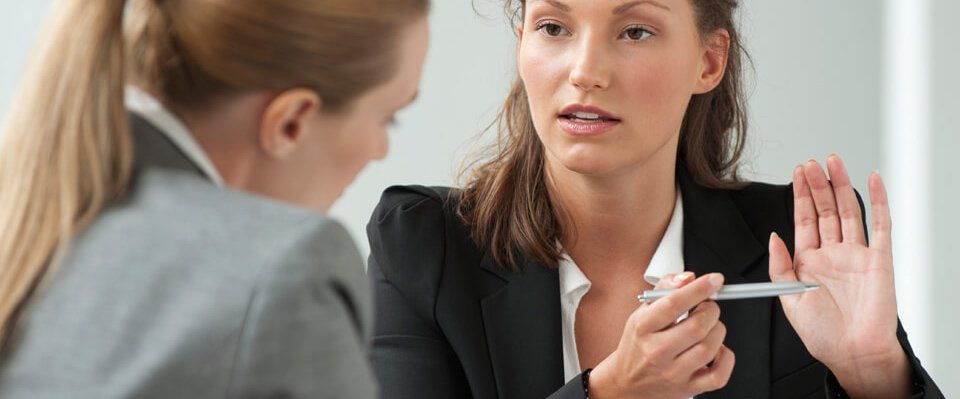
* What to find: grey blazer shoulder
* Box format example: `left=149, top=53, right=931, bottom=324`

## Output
left=0, top=115, right=377, bottom=399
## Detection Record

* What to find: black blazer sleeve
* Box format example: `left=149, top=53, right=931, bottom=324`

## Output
left=366, top=187, right=472, bottom=399
left=787, top=188, right=944, bottom=398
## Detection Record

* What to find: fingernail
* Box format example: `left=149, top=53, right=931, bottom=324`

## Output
left=709, top=273, right=724, bottom=287
left=770, top=232, right=779, bottom=240
left=673, top=272, right=694, bottom=283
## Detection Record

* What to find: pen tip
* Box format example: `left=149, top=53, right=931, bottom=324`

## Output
left=804, top=284, right=820, bottom=292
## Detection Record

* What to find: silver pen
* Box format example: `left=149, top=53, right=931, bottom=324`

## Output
left=637, top=281, right=820, bottom=303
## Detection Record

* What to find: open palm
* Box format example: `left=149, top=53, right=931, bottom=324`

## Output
left=768, top=156, right=903, bottom=373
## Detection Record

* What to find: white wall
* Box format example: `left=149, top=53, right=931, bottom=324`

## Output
left=932, top=0, right=960, bottom=392
left=741, top=0, right=882, bottom=186
left=0, top=1, right=53, bottom=115
left=0, top=0, right=954, bottom=393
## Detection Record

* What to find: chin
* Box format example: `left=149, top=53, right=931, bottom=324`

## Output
left=550, top=146, right=628, bottom=176
left=551, top=142, right=668, bottom=179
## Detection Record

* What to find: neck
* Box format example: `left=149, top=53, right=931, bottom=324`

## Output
left=172, top=95, right=267, bottom=191
left=549, top=152, right=678, bottom=280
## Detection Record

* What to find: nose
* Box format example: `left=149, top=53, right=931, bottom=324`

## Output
left=568, top=34, right=611, bottom=92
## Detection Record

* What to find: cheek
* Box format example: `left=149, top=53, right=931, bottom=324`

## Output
left=630, top=62, right=691, bottom=109
left=518, top=44, right=568, bottom=123
left=621, top=49, right=700, bottom=126
left=338, top=121, right=387, bottom=168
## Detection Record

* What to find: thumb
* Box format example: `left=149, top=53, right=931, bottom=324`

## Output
left=651, top=272, right=696, bottom=323
left=654, top=272, right=695, bottom=290
left=768, top=232, right=797, bottom=283
left=768, top=232, right=800, bottom=311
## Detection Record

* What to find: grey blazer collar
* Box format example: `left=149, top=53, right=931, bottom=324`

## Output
left=130, top=113, right=208, bottom=181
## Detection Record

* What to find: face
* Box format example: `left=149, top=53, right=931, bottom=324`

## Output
left=518, top=0, right=727, bottom=178
left=285, top=16, right=430, bottom=211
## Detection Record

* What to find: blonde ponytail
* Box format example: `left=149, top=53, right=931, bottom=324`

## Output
left=0, top=0, right=133, bottom=343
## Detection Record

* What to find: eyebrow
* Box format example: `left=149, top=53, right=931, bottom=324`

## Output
left=613, top=1, right=671, bottom=14
left=541, top=0, right=570, bottom=12
left=534, top=0, right=671, bottom=15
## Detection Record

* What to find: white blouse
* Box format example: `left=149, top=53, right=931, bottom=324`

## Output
left=558, top=191, right=685, bottom=382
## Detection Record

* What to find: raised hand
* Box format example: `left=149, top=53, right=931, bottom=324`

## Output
left=768, top=155, right=911, bottom=398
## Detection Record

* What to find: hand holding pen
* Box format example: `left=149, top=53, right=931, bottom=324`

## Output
left=588, top=273, right=735, bottom=399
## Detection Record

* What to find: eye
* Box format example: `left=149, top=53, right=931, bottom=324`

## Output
left=620, top=25, right=654, bottom=42
left=535, top=21, right=570, bottom=37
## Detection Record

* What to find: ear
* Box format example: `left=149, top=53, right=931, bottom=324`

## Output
left=259, top=88, right=321, bottom=159
left=693, top=28, right=731, bottom=95
left=517, top=24, right=525, bottom=55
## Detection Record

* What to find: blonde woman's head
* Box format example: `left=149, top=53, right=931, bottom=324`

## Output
left=0, top=0, right=430, bottom=345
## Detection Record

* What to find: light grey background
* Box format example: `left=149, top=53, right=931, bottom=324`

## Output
left=0, top=0, right=954, bottom=393
left=0, top=2, right=52, bottom=115
left=932, top=0, right=960, bottom=393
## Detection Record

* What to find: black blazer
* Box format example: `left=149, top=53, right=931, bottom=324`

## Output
left=366, top=169, right=942, bottom=398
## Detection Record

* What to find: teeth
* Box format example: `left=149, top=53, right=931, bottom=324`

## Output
left=573, top=112, right=601, bottom=119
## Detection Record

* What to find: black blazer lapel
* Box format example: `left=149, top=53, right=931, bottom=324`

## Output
left=679, top=170, right=773, bottom=398
left=474, top=169, right=775, bottom=398
left=480, top=255, right=566, bottom=398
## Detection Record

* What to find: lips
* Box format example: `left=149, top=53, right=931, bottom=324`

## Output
left=557, top=104, right=621, bottom=136
left=559, top=104, right=620, bottom=121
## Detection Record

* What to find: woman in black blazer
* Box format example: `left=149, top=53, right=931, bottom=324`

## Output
left=367, top=0, right=943, bottom=398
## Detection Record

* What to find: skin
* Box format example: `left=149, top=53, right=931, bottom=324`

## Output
left=768, top=158, right=911, bottom=398
left=517, top=0, right=911, bottom=397
left=174, top=16, right=430, bottom=213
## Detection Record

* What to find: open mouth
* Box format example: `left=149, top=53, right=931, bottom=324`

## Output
left=559, top=111, right=621, bottom=123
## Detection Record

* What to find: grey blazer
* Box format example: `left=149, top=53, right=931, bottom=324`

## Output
left=0, top=115, right=377, bottom=398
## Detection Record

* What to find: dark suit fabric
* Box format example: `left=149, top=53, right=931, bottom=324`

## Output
left=367, top=169, right=942, bottom=398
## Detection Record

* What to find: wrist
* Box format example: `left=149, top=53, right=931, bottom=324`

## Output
left=830, top=346, right=911, bottom=399
left=585, top=360, right=619, bottom=399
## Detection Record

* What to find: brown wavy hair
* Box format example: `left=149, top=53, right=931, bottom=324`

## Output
left=0, top=0, right=429, bottom=345
left=458, top=0, right=749, bottom=270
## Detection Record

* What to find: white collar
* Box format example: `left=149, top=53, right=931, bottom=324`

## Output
left=124, top=86, right=225, bottom=187
left=559, top=190, right=685, bottom=296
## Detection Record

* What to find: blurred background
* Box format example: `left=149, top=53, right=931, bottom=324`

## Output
left=1, top=0, right=955, bottom=393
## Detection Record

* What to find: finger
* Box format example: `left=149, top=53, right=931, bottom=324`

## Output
left=793, top=165, right=820, bottom=253
left=652, top=272, right=697, bottom=325
left=675, top=320, right=726, bottom=370
left=656, top=300, right=721, bottom=358
left=640, top=273, right=724, bottom=332
left=689, top=346, right=735, bottom=394
left=768, top=232, right=800, bottom=310
left=868, top=171, right=892, bottom=251
left=654, top=272, right=695, bottom=290
left=826, top=155, right=866, bottom=245
left=803, top=160, right=842, bottom=245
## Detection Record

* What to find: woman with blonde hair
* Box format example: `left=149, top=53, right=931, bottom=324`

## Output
left=0, top=0, right=429, bottom=397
